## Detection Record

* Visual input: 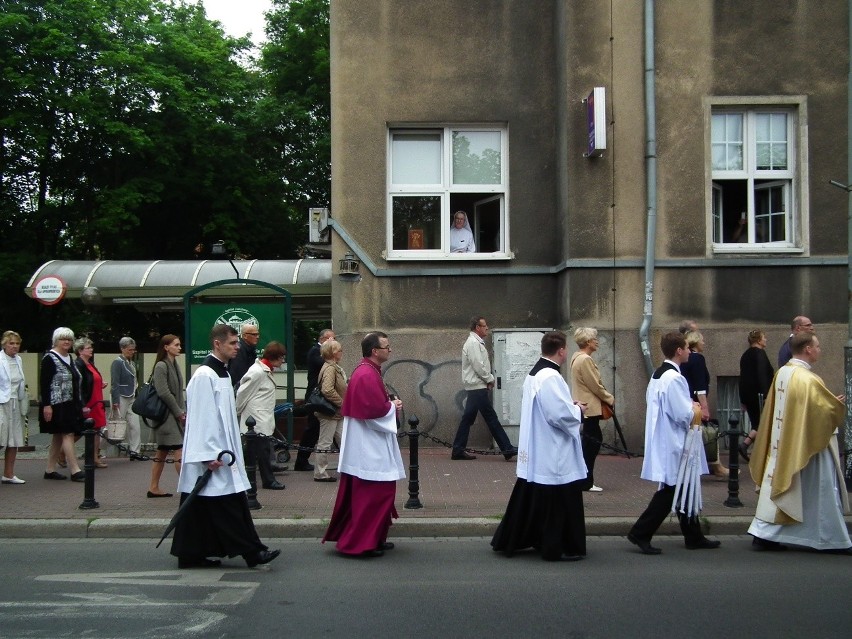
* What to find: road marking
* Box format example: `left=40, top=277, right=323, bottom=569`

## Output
left=35, top=570, right=260, bottom=605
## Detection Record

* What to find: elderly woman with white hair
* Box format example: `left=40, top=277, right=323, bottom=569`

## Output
left=40, top=327, right=86, bottom=481
left=570, top=327, right=614, bottom=493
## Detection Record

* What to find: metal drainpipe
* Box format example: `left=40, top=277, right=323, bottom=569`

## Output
left=638, top=0, right=658, bottom=377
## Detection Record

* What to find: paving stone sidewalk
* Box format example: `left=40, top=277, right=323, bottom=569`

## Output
left=0, top=441, right=795, bottom=539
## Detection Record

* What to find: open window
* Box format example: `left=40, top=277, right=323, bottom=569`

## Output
left=387, top=126, right=510, bottom=259
left=707, top=99, right=807, bottom=254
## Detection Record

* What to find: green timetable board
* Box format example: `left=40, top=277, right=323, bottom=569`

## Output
left=188, top=302, right=286, bottom=364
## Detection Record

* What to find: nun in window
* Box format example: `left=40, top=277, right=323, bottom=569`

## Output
left=450, top=211, right=476, bottom=253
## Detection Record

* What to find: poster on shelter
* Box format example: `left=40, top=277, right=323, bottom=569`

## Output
left=189, top=303, right=287, bottom=364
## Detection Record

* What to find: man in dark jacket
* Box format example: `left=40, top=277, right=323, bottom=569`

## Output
left=228, top=322, right=260, bottom=388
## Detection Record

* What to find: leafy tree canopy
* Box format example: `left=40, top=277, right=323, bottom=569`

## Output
left=0, top=0, right=331, bottom=348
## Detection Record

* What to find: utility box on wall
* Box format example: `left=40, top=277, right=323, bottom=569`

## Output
left=492, top=328, right=552, bottom=445
left=308, top=207, right=330, bottom=243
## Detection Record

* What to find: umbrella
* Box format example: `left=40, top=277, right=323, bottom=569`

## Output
left=671, top=428, right=704, bottom=519
left=610, top=410, right=630, bottom=458
left=156, top=450, right=236, bottom=548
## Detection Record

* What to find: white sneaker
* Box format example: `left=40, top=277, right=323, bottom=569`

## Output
left=587, top=485, right=603, bottom=492
left=1, top=476, right=26, bottom=484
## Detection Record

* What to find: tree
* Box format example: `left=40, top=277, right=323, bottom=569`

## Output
left=259, top=0, right=331, bottom=210
left=0, top=0, right=326, bottom=340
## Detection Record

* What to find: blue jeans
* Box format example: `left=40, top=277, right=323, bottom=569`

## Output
left=452, top=388, right=513, bottom=454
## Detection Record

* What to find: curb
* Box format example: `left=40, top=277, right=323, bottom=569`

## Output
left=0, top=515, right=771, bottom=539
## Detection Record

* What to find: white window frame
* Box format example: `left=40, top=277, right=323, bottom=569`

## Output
left=386, top=124, right=511, bottom=260
left=704, top=96, right=809, bottom=255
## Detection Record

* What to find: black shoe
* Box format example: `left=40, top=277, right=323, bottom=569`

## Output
left=314, top=476, right=337, bottom=482
left=378, top=542, right=394, bottom=551
left=685, top=538, right=721, bottom=550
left=627, top=533, right=662, bottom=555
left=751, top=537, right=788, bottom=552
left=70, top=471, right=86, bottom=482
left=44, top=471, right=67, bottom=480
left=147, top=491, right=174, bottom=498
left=361, top=548, right=384, bottom=557
left=503, top=447, right=518, bottom=461
left=245, top=549, right=281, bottom=568
left=293, top=463, right=314, bottom=471
left=262, top=481, right=286, bottom=490
left=129, top=453, right=142, bottom=460
left=451, top=452, right=477, bottom=460
left=178, top=557, right=222, bottom=569
left=271, top=464, right=289, bottom=473
left=738, top=441, right=751, bottom=462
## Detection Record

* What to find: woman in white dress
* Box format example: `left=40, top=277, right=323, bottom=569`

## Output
left=0, top=331, right=30, bottom=484
left=450, top=211, right=476, bottom=253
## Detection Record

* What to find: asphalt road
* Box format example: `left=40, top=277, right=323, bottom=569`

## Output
left=0, top=536, right=849, bottom=638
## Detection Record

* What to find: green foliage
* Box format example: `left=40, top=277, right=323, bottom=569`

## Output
left=0, top=0, right=332, bottom=342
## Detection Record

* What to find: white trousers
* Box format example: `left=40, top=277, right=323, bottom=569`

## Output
left=315, top=416, right=342, bottom=479
left=118, top=395, right=141, bottom=454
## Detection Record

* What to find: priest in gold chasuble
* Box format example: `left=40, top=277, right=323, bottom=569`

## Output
left=748, top=333, right=851, bottom=551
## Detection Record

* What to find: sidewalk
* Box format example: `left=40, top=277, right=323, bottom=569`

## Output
left=1, top=441, right=812, bottom=539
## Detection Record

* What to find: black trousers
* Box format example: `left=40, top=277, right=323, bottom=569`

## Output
left=628, top=483, right=704, bottom=544
left=295, top=413, right=320, bottom=467
left=580, top=416, right=602, bottom=490
left=256, top=439, right=276, bottom=486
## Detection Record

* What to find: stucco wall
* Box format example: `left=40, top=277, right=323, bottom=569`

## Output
left=330, top=0, right=850, bottom=450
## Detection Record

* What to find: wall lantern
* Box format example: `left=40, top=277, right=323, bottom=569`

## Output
left=338, top=252, right=361, bottom=282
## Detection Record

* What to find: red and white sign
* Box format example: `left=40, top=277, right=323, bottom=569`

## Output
left=32, top=275, right=67, bottom=306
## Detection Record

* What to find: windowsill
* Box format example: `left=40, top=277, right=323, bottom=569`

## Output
left=384, top=251, right=514, bottom=261
left=711, top=244, right=803, bottom=255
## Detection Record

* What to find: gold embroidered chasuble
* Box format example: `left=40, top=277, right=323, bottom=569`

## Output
left=749, top=360, right=848, bottom=525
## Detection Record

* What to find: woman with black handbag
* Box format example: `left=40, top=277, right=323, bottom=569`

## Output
left=147, top=334, right=186, bottom=498
left=314, top=339, right=347, bottom=482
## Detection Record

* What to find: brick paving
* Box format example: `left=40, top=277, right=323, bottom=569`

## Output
left=2, top=444, right=762, bottom=522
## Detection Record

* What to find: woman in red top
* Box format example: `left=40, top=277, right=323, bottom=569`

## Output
left=74, top=337, right=108, bottom=467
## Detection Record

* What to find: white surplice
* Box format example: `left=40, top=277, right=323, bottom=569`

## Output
left=178, top=364, right=250, bottom=496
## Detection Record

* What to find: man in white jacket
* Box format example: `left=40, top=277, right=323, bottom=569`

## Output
left=451, top=316, right=517, bottom=461
left=627, top=332, right=720, bottom=555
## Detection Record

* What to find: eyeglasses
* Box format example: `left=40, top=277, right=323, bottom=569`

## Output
left=244, top=332, right=260, bottom=337
left=374, top=345, right=391, bottom=350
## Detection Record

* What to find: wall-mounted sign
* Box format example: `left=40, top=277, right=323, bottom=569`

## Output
left=32, top=275, right=67, bottom=306
left=584, top=86, right=607, bottom=158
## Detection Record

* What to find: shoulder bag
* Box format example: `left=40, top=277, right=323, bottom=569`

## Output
left=131, top=372, right=168, bottom=428
left=307, top=386, right=336, bottom=416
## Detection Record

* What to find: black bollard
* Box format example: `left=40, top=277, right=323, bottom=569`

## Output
left=404, top=415, right=423, bottom=509
left=724, top=417, right=744, bottom=508
left=243, top=416, right=262, bottom=510
left=79, top=418, right=99, bottom=510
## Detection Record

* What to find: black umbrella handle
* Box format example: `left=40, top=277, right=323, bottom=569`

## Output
left=218, top=450, right=236, bottom=466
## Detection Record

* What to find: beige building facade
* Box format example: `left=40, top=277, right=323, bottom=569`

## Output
left=328, top=0, right=849, bottom=451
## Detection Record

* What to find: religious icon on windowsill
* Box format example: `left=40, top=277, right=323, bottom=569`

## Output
left=408, top=229, right=424, bottom=250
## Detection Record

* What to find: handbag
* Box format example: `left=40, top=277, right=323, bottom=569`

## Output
left=131, top=373, right=168, bottom=428
left=307, top=387, right=336, bottom=416
left=601, top=402, right=613, bottom=420
left=106, top=407, right=127, bottom=444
